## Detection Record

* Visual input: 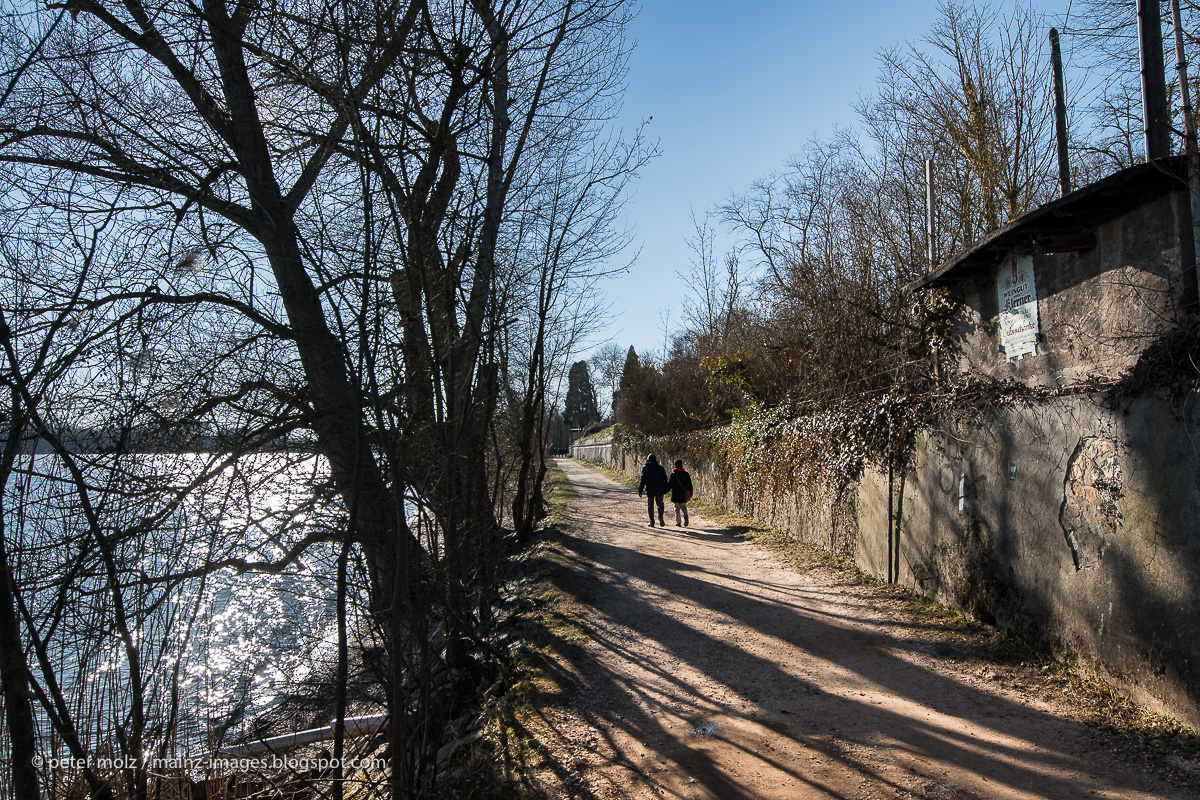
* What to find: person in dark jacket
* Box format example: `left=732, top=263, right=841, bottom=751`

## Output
left=637, top=454, right=669, bottom=527
left=666, top=459, right=694, bottom=527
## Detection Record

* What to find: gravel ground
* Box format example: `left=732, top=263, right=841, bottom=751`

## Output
left=510, top=458, right=1200, bottom=800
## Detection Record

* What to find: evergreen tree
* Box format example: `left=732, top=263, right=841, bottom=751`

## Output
left=615, top=346, right=642, bottom=412
left=564, top=361, right=600, bottom=430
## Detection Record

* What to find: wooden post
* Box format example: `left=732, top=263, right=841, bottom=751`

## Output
left=1050, top=28, right=1072, bottom=196
left=1170, top=0, right=1200, bottom=300
left=925, top=158, right=937, bottom=272
left=1139, top=0, right=1171, bottom=160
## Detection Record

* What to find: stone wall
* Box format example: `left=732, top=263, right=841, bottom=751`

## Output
left=607, top=387, right=1200, bottom=728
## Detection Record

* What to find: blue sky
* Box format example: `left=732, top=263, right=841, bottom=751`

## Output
left=588, top=0, right=1073, bottom=362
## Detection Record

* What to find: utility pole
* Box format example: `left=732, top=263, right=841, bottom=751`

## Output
left=1139, top=0, right=1171, bottom=160
left=1050, top=28, right=1072, bottom=196
left=925, top=158, right=940, bottom=382
left=1170, top=0, right=1200, bottom=298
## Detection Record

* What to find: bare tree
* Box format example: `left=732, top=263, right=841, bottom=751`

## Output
left=863, top=1, right=1057, bottom=240
left=0, top=0, right=644, bottom=796
left=678, top=211, right=743, bottom=343
left=1067, top=0, right=1200, bottom=173
left=587, top=342, right=626, bottom=418
left=0, top=185, right=361, bottom=800
left=499, top=122, right=651, bottom=540
left=700, top=1, right=1065, bottom=415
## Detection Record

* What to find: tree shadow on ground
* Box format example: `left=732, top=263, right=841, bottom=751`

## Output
left=504, top=465, right=1198, bottom=800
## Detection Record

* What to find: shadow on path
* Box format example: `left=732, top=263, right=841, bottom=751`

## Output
left=515, top=458, right=1192, bottom=800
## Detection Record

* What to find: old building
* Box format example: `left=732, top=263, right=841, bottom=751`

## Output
left=910, top=156, right=1195, bottom=387
left=896, top=156, right=1200, bottom=726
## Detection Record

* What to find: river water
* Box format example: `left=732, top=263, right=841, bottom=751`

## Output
left=4, top=450, right=353, bottom=756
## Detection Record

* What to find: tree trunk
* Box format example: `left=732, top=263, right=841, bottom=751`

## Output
left=0, top=411, right=39, bottom=800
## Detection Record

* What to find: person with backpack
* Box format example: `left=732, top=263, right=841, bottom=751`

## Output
left=666, top=459, right=694, bottom=527
left=637, top=454, right=669, bottom=527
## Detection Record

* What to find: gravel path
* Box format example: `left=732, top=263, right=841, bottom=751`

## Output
left=518, top=458, right=1199, bottom=800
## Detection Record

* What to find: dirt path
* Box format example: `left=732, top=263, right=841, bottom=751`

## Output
left=517, top=458, right=1198, bottom=800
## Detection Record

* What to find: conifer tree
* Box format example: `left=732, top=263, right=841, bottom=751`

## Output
left=564, top=361, right=600, bottom=430
left=616, top=346, right=643, bottom=411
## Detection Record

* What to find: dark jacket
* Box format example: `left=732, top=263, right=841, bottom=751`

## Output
left=638, top=459, right=669, bottom=496
left=667, top=468, right=693, bottom=503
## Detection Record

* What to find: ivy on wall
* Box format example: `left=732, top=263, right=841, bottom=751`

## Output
left=620, top=377, right=1076, bottom=501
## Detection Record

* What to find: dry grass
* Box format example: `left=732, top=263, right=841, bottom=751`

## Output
left=437, top=461, right=597, bottom=799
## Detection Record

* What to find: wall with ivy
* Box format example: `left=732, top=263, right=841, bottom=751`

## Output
left=607, top=387, right=1200, bottom=727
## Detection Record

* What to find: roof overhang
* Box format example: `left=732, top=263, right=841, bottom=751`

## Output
left=906, top=156, right=1188, bottom=291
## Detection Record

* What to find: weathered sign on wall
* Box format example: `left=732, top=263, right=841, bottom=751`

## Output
left=997, top=253, right=1040, bottom=361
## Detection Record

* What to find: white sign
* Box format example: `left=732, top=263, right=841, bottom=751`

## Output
left=997, top=254, right=1039, bottom=362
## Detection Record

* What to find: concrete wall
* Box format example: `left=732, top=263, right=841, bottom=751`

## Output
left=570, top=429, right=616, bottom=462
left=884, top=390, right=1200, bottom=727
left=607, top=388, right=1200, bottom=728
left=952, top=191, right=1195, bottom=387
left=570, top=441, right=611, bottom=462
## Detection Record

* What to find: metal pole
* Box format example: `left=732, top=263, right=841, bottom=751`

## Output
left=925, top=158, right=937, bottom=271
left=1170, top=0, right=1200, bottom=300
left=1050, top=28, right=1072, bottom=196
left=1138, top=0, right=1171, bottom=160
left=887, top=456, right=895, bottom=585
left=218, top=714, right=388, bottom=758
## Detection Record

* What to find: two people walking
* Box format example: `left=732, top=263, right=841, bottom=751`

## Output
left=638, top=454, right=693, bottom=527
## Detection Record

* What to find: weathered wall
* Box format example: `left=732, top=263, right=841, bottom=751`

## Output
left=607, top=388, right=1200, bottom=728
left=952, top=191, right=1195, bottom=387
left=570, top=428, right=617, bottom=462
left=886, top=389, right=1200, bottom=727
